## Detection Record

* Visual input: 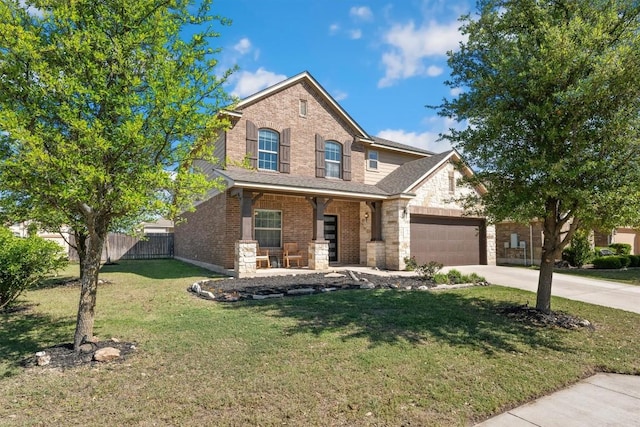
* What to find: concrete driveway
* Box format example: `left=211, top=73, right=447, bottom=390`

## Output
left=444, top=265, right=640, bottom=314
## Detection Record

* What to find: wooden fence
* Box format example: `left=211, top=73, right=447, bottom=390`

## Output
left=68, top=233, right=174, bottom=262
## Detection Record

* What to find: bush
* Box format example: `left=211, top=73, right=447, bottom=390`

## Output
left=619, top=255, right=631, bottom=268
left=404, top=256, right=418, bottom=271
left=592, top=256, right=622, bottom=269
left=447, top=269, right=464, bottom=284
left=433, top=273, right=450, bottom=284
left=415, top=261, right=444, bottom=280
left=629, top=255, right=640, bottom=267
left=562, top=231, right=592, bottom=267
left=609, top=243, right=632, bottom=255
left=0, top=228, right=68, bottom=310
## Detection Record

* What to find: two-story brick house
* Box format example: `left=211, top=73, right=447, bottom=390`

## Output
left=174, top=71, right=496, bottom=277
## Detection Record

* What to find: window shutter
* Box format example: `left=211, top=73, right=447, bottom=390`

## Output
left=315, top=134, right=325, bottom=178
left=342, top=140, right=352, bottom=181
left=246, top=120, right=258, bottom=169
left=279, top=128, right=291, bottom=173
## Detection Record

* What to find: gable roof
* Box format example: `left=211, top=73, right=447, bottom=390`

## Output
left=376, top=150, right=457, bottom=195
left=369, top=136, right=434, bottom=156
left=231, top=71, right=373, bottom=141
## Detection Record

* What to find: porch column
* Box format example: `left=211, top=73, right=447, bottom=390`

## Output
left=235, top=240, right=257, bottom=277
left=306, top=197, right=332, bottom=270
left=233, top=189, right=263, bottom=276
left=383, top=198, right=411, bottom=270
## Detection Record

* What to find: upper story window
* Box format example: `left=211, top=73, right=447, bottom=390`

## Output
left=258, top=129, right=279, bottom=171
left=325, top=141, right=342, bottom=178
left=448, top=170, right=456, bottom=194
left=299, top=99, right=308, bottom=117
left=367, top=150, right=378, bottom=170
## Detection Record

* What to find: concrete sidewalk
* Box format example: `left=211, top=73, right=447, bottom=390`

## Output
left=475, top=373, right=640, bottom=426
left=449, top=265, right=640, bottom=426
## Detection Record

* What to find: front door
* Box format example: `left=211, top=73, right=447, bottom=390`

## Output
left=324, top=215, right=338, bottom=262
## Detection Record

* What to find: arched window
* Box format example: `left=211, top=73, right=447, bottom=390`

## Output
left=325, top=141, right=342, bottom=178
left=258, top=129, right=279, bottom=171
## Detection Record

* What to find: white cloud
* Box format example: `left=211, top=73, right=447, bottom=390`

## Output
left=350, top=6, right=373, bottom=21
left=377, top=115, right=466, bottom=153
left=231, top=68, right=287, bottom=98
left=332, top=90, right=348, bottom=101
left=349, top=29, right=363, bottom=40
left=329, top=23, right=340, bottom=35
left=378, top=19, right=465, bottom=87
left=19, top=0, right=43, bottom=17
left=426, top=65, right=444, bottom=77
left=450, top=87, right=464, bottom=97
left=377, top=129, right=453, bottom=153
left=233, top=38, right=252, bottom=55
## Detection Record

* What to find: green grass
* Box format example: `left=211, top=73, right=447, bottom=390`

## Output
left=555, top=267, right=640, bottom=285
left=1, top=259, right=639, bottom=426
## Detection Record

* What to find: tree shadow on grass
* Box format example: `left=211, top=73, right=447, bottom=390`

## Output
left=223, top=289, right=577, bottom=355
left=98, top=259, right=224, bottom=280
left=0, top=305, right=72, bottom=376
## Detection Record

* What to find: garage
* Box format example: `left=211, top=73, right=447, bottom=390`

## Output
left=410, top=216, right=486, bottom=266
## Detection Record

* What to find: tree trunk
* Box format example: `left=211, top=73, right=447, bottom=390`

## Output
left=536, top=250, right=555, bottom=313
left=73, top=230, right=105, bottom=352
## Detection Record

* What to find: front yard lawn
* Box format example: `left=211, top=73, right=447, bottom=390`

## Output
left=1, top=259, right=639, bottom=426
left=556, top=267, right=640, bottom=285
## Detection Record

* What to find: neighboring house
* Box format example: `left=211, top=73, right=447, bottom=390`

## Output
left=174, top=71, right=496, bottom=277
left=496, top=221, right=640, bottom=266
left=7, top=222, right=71, bottom=253
left=140, top=218, right=174, bottom=234
left=594, top=228, right=640, bottom=254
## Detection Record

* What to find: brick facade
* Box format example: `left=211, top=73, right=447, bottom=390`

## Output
left=174, top=72, right=496, bottom=275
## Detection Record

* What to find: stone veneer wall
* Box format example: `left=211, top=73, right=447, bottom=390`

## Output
left=382, top=198, right=411, bottom=271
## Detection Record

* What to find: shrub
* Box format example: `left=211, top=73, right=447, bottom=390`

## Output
left=592, top=256, right=622, bottom=269
left=466, top=272, right=486, bottom=284
left=629, top=255, right=640, bottom=267
left=447, top=269, right=464, bottom=284
left=415, top=261, right=444, bottom=280
left=0, top=228, right=68, bottom=310
left=404, top=256, right=418, bottom=271
left=562, top=231, right=592, bottom=267
left=433, top=273, right=450, bottom=284
left=609, top=243, right=632, bottom=255
left=619, top=255, right=631, bottom=268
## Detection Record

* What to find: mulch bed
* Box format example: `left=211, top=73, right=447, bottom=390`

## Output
left=21, top=339, right=137, bottom=370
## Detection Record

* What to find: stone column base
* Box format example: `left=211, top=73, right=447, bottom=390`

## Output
left=235, top=240, right=257, bottom=277
left=367, top=241, right=386, bottom=269
left=308, top=240, right=329, bottom=270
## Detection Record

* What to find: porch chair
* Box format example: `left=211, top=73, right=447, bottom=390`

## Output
left=283, top=242, right=303, bottom=268
left=256, top=245, right=271, bottom=268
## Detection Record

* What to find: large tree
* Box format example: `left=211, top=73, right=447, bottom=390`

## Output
left=0, top=0, right=233, bottom=350
left=438, top=0, right=640, bottom=312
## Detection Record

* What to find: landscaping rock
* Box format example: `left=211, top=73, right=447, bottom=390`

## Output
left=325, top=272, right=346, bottom=278
left=35, top=351, right=51, bottom=366
left=287, top=288, right=315, bottom=295
left=79, top=343, right=94, bottom=353
left=93, top=347, right=121, bottom=362
left=360, top=282, right=376, bottom=289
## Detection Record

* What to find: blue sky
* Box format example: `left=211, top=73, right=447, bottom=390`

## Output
left=212, top=0, right=473, bottom=154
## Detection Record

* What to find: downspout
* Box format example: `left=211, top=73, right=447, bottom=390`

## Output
left=530, top=223, right=534, bottom=266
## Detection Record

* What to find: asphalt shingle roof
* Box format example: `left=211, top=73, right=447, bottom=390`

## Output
left=219, top=167, right=389, bottom=197
left=375, top=151, right=454, bottom=195
left=371, top=136, right=434, bottom=156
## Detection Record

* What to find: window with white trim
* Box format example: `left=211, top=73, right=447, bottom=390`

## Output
left=325, top=141, right=342, bottom=178
left=299, top=99, right=307, bottom=117
left=448, top=170, right=456, bottom=194
left=254, top=209, right=282, bottom=248
left=258, top=129, right=279, bottom=171
left=367, top=150, right=378, bottom=170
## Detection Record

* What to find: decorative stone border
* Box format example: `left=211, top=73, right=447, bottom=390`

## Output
left=188, top=271, right=487, bottom=303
